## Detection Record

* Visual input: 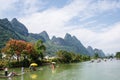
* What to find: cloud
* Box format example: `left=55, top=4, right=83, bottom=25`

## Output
left=19, top=0, right=90, bottom=36
left=98, top=22, right=120, bottom=54
left=0, top=0, right=15, bottom=10
left=97, top=0, right=120, bottom=11
left=15, top=0, right=46, bottom=15
left=18, top=0, right=120, bottom=54
left=0, top=0, right=47, bottom=18
left=0, top=0, right=16, bottom=17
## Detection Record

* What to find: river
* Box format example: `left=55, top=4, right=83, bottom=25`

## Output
left=0, top=59, right=120, bottom=80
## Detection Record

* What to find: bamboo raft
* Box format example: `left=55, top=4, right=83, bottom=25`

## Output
left=0, top=73, right=22, bottom=78
left=0, top=76, right=9, bottom=78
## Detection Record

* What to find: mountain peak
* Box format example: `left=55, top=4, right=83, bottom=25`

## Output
left=94, top=48, right=105, bottom=57
left=11, top=18, right=29, bottom=36
left=0, top=18, right=12, bottom=29
left=0, top=18, right=9, bottom=24
left=87, top=46, right=93, bottom=49
left=11, top=18, right=18, bottom=22
left=64, top=33, right=72, bottom=40
left=39, top=31, right=50, bottom=41
left=0, top=18, right=8, bottom=21
left=51, top=36, right=56, bottom=40
left=87, top=46, right=94, bottom=56
left=40, top=31, right=48, bottom=35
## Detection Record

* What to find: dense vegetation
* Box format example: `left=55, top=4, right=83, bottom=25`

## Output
left=0, top=39, right=46, bottom=68
left=54, top=50, right=90, bottom=63
left=94, top=53, right=99, bottom=59
left=115, top=52, right=120, bottom=59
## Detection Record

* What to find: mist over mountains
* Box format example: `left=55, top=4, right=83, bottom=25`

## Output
left=0, top=18, right=105, bottom=57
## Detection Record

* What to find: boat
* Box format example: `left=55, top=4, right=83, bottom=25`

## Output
left=90, top=59, right=94, bottom=63
left=0, top=68, right=4, bottom=71
left=0, top=72, right=22, bottom=78
left=0, top=76, right=9, bottom=78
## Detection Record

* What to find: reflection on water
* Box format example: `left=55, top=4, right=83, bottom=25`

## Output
left=8, top=77, right=12, bottom=80
left=1, top=59, right=120, bottom=80
left=30, top=74, right=37, bottom=79
left=52, top=69, right=56, bottom=74
left=21, top=74, right=23, bottom=80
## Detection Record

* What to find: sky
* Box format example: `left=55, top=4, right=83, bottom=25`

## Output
left=0, top=0, right=120, bottom=55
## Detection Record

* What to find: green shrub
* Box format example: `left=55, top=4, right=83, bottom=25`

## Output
left=9, top=59, right=30, bottom=68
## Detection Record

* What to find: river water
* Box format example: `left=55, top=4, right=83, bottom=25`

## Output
left=1, top=59, right=120, bottom=80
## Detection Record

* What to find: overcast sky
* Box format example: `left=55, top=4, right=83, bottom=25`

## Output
left=0, top=0, right=120, bottom=55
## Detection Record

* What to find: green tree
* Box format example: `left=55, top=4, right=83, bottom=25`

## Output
left=56, top=50, right=74, bottom=63
left=56, top=50, right=90, bottom=63
left=35, top=40, right=46, bottom=59
left=116, top=52, right=120, bottom=59
left=0, top=49, right=2, bottom=59
left=2, top=39, right=36, bottom=62
left=94, top=53, right=99, bottom=59
left=57, top=50, right=68, bottom=63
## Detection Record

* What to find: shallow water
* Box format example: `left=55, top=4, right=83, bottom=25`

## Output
left=0, top=59, right=120, bottom=80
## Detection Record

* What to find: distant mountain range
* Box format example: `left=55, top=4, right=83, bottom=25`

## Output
left=87, top=46, right=105, bottom=57
left=0, top=18, right=105, bottom=57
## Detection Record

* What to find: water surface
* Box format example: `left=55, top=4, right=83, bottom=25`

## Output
left=0, top=59, right=120, bottom=80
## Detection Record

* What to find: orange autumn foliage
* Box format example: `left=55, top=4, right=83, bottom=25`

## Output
left=2, top=39, right=35, bottom=56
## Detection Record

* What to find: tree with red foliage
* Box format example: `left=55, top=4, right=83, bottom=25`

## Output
left=2, top=39, right=36, bottom=62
